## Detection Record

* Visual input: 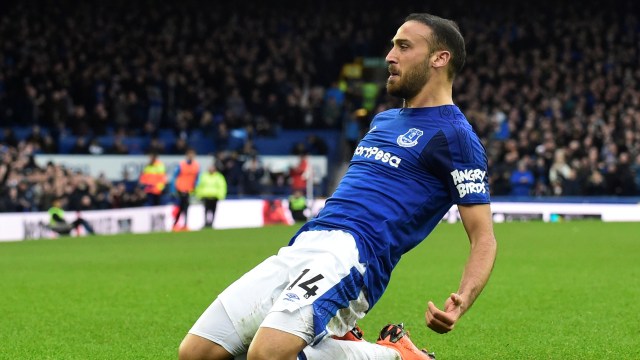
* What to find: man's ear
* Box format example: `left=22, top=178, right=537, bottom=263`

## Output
left=432, top=50, right=451, bottom=70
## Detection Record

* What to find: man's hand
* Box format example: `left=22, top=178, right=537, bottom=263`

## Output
left=425, top=293, right=464, bottom=334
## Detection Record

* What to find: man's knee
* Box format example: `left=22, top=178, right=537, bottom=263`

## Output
left=179, top=334, right=231, bottom=360
left=247, top=327, right=307, bottom=360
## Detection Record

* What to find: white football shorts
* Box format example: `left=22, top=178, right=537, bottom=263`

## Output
left=188, top=230, right=369, bottom=357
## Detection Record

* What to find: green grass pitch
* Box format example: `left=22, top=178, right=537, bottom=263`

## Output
left=1, top=221, right=639, bottom=359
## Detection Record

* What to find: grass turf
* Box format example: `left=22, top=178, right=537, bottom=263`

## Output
left=1, top=221, right=639, bottom=359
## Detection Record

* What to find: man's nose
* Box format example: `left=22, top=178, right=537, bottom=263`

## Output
left=385, top=48, right=398, bottom=64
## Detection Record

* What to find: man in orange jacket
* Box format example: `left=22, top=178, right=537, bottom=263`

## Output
left=139, top=152, right=167, bottom=206
left=171, top=148, right=200, bottom=231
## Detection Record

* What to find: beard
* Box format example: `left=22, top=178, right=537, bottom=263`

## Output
left=386, top=59, right=430, bottom=101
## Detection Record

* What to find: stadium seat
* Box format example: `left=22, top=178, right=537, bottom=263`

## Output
left=97, top=135, right=115, bottom=149
left=253, top=130, right=339, bottom=160
left=122, top=137, right=149, bottom=155
left=193, top=139, right=216, bottom=154
left=58, top=135, right=78, bottom=154
left=13, top=126, right=32, bottom=141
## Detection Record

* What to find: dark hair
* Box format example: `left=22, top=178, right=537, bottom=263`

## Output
left=405, top=13, right=466, bottom=79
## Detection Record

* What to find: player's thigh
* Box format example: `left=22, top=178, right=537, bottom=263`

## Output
left=190, top=230, right=366, bottom=355
left=191, top=256, right=292, bottom=355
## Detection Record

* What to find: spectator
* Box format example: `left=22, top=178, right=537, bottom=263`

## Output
left=109, top=183, right=128, bottom=209
left=305, top=134, right=328, bottom=156
left=267, top=163, right=289, bottom=196
left=343, top=110, right=363, bottom=155
left=67, top=180, right=93, bottom=211
left=3, top=187, right=22, bottom=212
left=93, top=191, right=112, bottom=210
left=39, top=135, right=58, bottom=154
left=2, top=129, right=18, bottom=148
left=291, top=142, right=307, bottom=156
left=614, top=153, right=637, bottom=196
left=78, top=194, right=94, bottom=211
left=25, top=125, right=46, bottom=149
left=69, top=106, right=90, bottom=136
left=70, top=138, right=89, bottom=155
left=147, top=136, right=166, bottom=155
left=531, top=157, right=550, bottom=196
left=549, top=149, right=572, bottom=196
left=633, top=154, right=640, bottom=195
left=561, top=168, right=582, bottom=196
left=242, top=155, right=266, bottom=196
left=0, top=155, right=11, bottom=210
left=220, top=152, right=244, bottom=195
left=16, top=180, right=37, bottom=212
left=322, top=96, right=342, bottom=128
left=490, top=151, right=517, bottom=196
left=289, top=153, right=309, bottom=194
left=91, top=103, right=110, bottom=136
left=510, top=160, right=535, bottom=197
left=170, top=137, right=189, bottom=156
left=37, top=177, right=58, bottom=211
left=107, top=137, right=129, bottom=155
left=88, top=139, right=105, bottom=155
left=584, top=170, right=608, bottom=196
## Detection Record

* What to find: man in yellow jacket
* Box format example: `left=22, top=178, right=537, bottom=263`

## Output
left=48, top=198, right=95, bottom=236
left=195, top=163, right=227, bottom=229
left=288, top=189, right=308, bottom=222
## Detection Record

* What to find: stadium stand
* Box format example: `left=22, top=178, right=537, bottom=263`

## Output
left=0, top=0, right=639, bottom=212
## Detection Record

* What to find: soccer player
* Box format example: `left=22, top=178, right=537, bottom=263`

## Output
left=179, top=13, right=497, bottom=360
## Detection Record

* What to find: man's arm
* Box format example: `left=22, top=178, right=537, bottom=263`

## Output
left=0, top=162, right=11, bottom=187
left=169, top=166, right=181, bottom=193
left=51, top=212, right=66, bottom=224
left=425, top=203, right=497, bottom=333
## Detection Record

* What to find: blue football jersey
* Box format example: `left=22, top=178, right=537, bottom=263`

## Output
left=292, top=105, right=490, bottom=308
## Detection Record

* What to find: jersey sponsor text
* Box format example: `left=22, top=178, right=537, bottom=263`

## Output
left=354, top=146, right=402, bottom=168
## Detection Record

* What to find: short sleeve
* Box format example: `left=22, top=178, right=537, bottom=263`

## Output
left=422, top=124, right=491, bottom=204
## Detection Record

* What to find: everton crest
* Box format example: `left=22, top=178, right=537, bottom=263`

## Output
left=396, top=128, right=424, bottom=147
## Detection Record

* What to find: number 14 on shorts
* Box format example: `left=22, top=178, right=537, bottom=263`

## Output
left=287, top=269, right=325, bottom=299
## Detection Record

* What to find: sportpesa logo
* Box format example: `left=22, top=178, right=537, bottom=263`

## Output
left=450, top=169, right=486, bottom=198
left=354, top=146, right=402, bottom=168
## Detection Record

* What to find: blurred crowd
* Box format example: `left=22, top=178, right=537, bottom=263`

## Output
left=0, top=140, right=313, bottom=212
left=0, top=0, right=639, bottom=213
left=0, top=1, right=385, bottom=144
left=0, top=142, right=147, bottom=213
left=450, top=1, right=640, bottom=196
